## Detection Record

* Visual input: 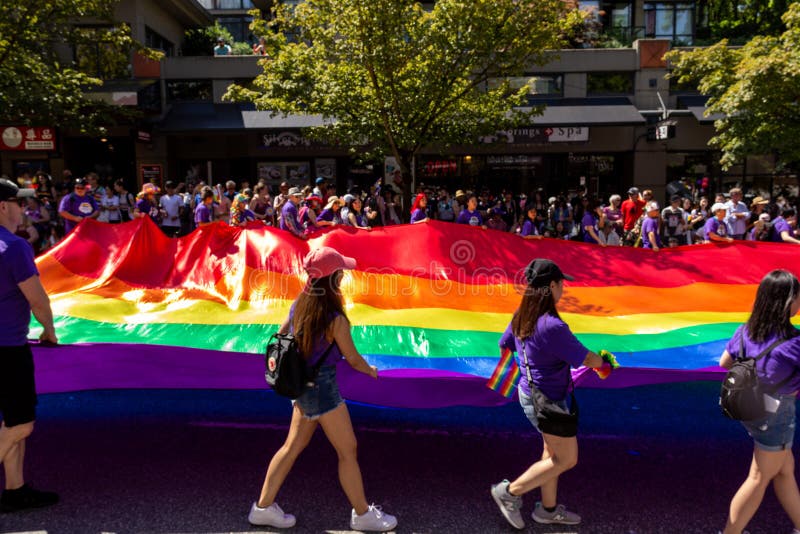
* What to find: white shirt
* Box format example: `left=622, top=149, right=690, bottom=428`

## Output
left=100, top=192, right=120, bottom=222
left=160, top=194, right=183, bottom=227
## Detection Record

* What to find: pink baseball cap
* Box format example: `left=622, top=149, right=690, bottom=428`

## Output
left=303, top=247, right=356, bottom=279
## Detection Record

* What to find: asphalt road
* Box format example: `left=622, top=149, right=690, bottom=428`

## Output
left=1, top=382, right=798, bottom=534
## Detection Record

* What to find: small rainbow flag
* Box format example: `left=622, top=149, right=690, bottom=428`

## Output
left=486, top=348, right=520, bottom=398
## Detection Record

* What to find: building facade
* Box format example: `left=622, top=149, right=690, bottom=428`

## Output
left=0, top=0, right=787, bottom=202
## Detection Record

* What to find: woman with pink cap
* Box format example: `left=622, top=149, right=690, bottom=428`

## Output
left=248, top=247, right=397, bottom=532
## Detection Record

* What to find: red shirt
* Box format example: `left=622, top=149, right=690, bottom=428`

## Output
left=621, top=197, right=646, bottom=230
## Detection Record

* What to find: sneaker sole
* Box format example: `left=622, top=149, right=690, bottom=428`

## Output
left=532, top=514, right=581, bottom=526
left=490, top=488, right=525, bottom=530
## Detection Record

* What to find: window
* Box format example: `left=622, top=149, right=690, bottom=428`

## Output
left=644, top=2, right=694, bottom=44
left=199, top=0, right=255, bottom=9
left=217, top=16, right=255, bottom=44
left=145, top=26, right=175, bottom=57
left=587, top=72, right=634, bottom=94
left=166, top=81, right=213, bottom=103
left=488, top=75, right=563, bottom=102
left=72, top=26, right=131, bottom=80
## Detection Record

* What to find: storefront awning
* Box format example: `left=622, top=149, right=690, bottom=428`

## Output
left=517, top=98, right=645, bottom=126
left=83, top=80, right=158, bottom=107
left=678, top=96, right=725, bottom=124
left=159, top=103, right=330, bottom=132
left=242, top=111, right=329, bottom=129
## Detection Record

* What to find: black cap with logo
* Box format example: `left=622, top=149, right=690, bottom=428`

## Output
left=524, top=258, right=574, bottom=287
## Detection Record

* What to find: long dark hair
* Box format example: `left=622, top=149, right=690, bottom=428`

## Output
left=292, top=272, right=347, bottom=357
left=746, top=270, right=800, bottom=342
left=511, top=285, right=559, bottom=339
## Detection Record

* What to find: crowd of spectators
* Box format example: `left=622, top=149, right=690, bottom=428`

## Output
left=8, top=169, right=800, bottom=253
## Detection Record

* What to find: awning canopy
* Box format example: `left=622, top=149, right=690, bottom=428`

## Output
left=678, top=96, right=725, bottom=124
left=518, top=98, right=646, bottom=126
left=83, top=80, right=158, bottom=107
left=159, top=103, right=329, bottom=132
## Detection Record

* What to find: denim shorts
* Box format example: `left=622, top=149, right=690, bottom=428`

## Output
left=292, top=365, right=343, bottom=420
left=519, top=388, right=570, bottom=435
left=742, top=395, right=797, bottom=452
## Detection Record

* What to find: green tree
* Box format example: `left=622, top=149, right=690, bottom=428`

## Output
left=699, top=0, right=790, bottom=41
left=225, top=0, right=582, bottom=210
left=0, top=0, right=159, bottom=131
left=667, top=3, right=800, bottom=170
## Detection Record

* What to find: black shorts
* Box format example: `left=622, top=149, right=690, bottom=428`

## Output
left=0, top=344, right=37, bottom=427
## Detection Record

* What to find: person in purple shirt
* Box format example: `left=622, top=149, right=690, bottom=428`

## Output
left=456, top=195, right=486, bottom=227
left=581, top=200, right=603, bottom=245
left=133, top=183, right=163, bottom=224
left=704, top=202, right=735, bottom=243
left=519, top=203, right=543, bottom=240
left=194, top=189, right=215, bottom=227
left=316, top=196, right=343, bottom=226
left=770, top=206, right=800, bottom=244
left=491, top=259, right=607, bottom=530
left=58, top=177, right=99, bottom=234
left=641, top=202, right=662, bottom=251
left=719, top=270, right=800, bottom=534
left=0, top=178, right=59, bottom=513
left=279, top=187, right=306, bottom=239
left=409, top=193, right=429, bottom=224
left=248, top=247, right=396, bottom=532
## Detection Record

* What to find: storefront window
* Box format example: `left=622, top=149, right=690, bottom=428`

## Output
left=487, top=75, right=563, bottom=101
left=587, top=72, right=634, bottom=94
left=644, top=2, right=695, bottom=45
left=166, top=80, right=213, bottom=103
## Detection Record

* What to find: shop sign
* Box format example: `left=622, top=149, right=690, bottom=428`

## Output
left=0, top=126, right=56, bottom=151
left=261, top=131, right=313, bottom=148
left=422, top=159, right=458, bottom=177
left=487, top=155, right=542, bottom=169
left=139, top=164, right=163, bottom=187
left=479, top=126, right=589, bottom=144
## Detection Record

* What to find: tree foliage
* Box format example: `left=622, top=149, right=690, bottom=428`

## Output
left=0, top=0, right=160, bottom=131
left=225, top=0, right=582, bottom=200
left=700, top=0, right=791, bottom=41
left=667, top=3, right=800, bottom=170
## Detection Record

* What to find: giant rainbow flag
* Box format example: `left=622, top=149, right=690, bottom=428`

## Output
left=30, top=218, right=799, bottom=408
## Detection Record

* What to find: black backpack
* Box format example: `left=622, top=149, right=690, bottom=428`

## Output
left=265, top=333, right=334, bottom=399
left=719, top=333, right=789, bottom=421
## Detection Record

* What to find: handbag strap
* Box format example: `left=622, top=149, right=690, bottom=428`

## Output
left=519, top=338, right=575, bottom=396
left=736, top=329, right=793, bottom=393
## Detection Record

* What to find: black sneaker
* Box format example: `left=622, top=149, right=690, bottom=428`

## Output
left=0, top=484, right=59, bottom=513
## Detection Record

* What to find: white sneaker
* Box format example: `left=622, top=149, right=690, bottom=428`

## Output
left=248, top=501, right=296, bottom=528
left=350, top=504, right=398, bottom=532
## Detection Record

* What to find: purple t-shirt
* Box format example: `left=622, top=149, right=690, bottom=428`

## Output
left=703, top=217, right=727, bottom=241
left=410, top=208, right=427, bottom=223
left=499, top=313, right=589, bottom=400
left=288, top=303, right=344, bottom=367
left=280, top=201, right=301, bottom=235
left=772, top=216, right=792, bottom=242
left=317, top=208, right=336, bottom=223
left=59, top=192, right=98, bottom=233
left=457, top=209, right=483, bottom=226
left=135, top=198, right=161, bottom=224
left=641, top=216, right=661, bottom=249
left=0, top=227, right=38, bottom=345
left=725, top=325, right=800, bottom=395
left=582, top=212, right=598, bottom=244
left=194, top=203, right=212, bottom=225
left=520, top=219, right=538, bottom=237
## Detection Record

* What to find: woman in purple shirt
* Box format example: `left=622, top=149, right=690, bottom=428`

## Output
left=249, top=247, right=396, bottom=532
left=491, top=259, right=606, bottom=530
left=456, top=195, right=485, bottom=227
left=718, top=270, right=800, bottom=534
left=409, top=193, right=429, bottom=224
left=519, top=203, right=543, bottom=239
left=581, top=200, right=603, bottom=245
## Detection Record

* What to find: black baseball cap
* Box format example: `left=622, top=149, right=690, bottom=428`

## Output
left=0, top=178, right=36, bottom=201
left=165, top=180, right=176, bottom=188
left=74, top=177, right=88, bottom=186
left=525, top=258, right=574, bottom=287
